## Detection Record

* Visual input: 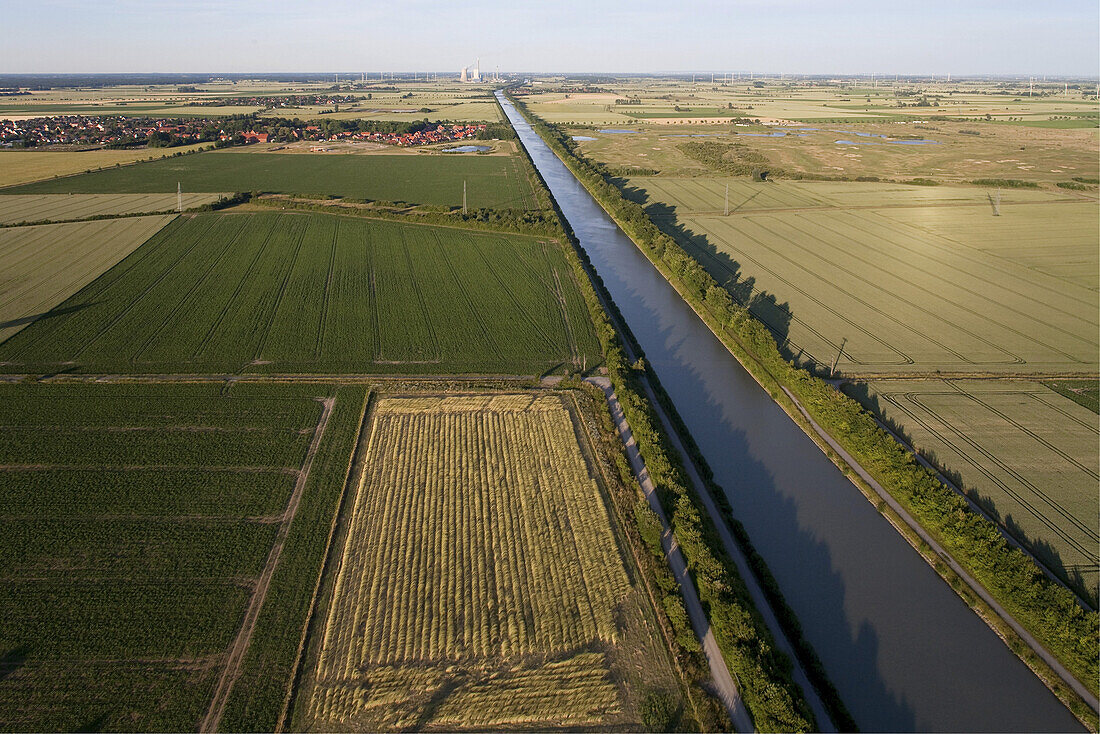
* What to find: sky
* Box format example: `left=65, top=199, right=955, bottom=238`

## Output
left=1, top=0, right=1097, bottom=77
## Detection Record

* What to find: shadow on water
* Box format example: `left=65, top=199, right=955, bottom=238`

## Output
left=842, top=381, right=1098, bottom=608
left=713, top=413, right=918, bottom=730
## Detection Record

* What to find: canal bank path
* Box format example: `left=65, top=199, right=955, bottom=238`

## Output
left=586, top=375, right=755, bottom=733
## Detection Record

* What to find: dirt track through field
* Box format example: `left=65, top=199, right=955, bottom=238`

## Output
left=200, top=396, right=335, bottom=733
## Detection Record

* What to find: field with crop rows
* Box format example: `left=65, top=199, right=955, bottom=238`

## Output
left=0, top=215, right=175, bottom=342
left=855, top=379, right=1100, bottom=602
left=5, top=151, right=540, bottom=209
left=298, top=393, right=679, bottom=731
left=650, top=196, right=1099, bottom=374
left=0, top=193, right=228, bottom=224
left=0, top=381, right=356, bottom=732
left=0, top=211, right=600, bottom=375
left=626, top=177, right=1071, bottom=215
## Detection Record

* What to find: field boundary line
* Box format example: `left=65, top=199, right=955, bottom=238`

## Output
left=254, top=196, right=550, bottom=240
left=643, top=194, right=1093, bottom=219
left=200, top=395, right=336, bottom=733
left=0, top=146, right=216, bottom=193
left=275, top=390, right=371, bottom=732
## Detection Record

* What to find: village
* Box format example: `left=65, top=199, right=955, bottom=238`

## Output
left=0, top=113, right=487, bottom=149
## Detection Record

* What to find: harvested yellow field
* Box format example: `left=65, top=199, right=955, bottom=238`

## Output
left=0, top=193, right=228, bottom=224
left=0, top=145, right=208, bottom=189
left=300, top=393, right=675, bottom=731
left=0, top=215, right=174, bottom=342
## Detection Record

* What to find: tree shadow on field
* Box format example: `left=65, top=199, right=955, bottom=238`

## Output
left=842, top=381, right=1098, bottom=609
left=75, top=713, right=110, bottom=733
left=0, top=302, right=97, bottom=330
left=619, top=181, right=798, bottom=362
left=0, top=645, right=29, bottom=682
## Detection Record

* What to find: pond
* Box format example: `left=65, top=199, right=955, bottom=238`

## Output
left=441, top=145, right=490, bottom=153
left=571, top=135, right=597, bottom=141
left=598, top=128, right=639, bottom=134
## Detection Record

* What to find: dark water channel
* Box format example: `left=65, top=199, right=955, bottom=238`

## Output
left=497, top=91, right=1082, bottom=733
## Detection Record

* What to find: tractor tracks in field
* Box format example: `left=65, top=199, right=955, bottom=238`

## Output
left=200, top=396, right=335, bottom=734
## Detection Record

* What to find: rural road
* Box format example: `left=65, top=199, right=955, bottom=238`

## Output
left=200, top=396, right=336, bottom=733
left=587, top=376, right=755, bottom=733
left=781, top=386, right=1100, bottom=715
left=595, top=370, right=836, bottom=731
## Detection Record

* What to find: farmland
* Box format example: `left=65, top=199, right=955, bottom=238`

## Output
left=852, top=379, right=1100, bottom=601
left=0, top=212, right=601, bottom=375
left=0, top=145, right=212, bottom=189
left=565, top=122, right=1099, bottom=186
left=0, top=193, right=227, bottom=224
left=521, top=78, right=1098, bottom=186
left=296, top=393, right=681, bottom=731
left=4, top=150, right=541, bottom=209
left=642, top=190, right=1099, bottom=374
left=0, top=381, right=368, bottom=732
left=624, top=176, right=1099, bottom=601
left=0, top=215, right=175, bottom=342
left=0, top=83, right=503, bottom=124
left=522, top=79, right=1099, bottom=126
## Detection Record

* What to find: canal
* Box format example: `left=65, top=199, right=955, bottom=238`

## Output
left=497, top=90, right=1083, bottom=732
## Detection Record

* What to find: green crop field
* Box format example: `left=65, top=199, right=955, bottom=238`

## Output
left=0, top=193, right=228, bottom=225
left=4, top=151, right=541, bottom=209
left=296, top=393, right=681, bottom=731
left=0, top=381, right=369, bottom=732
left=0, top=212, right=600, bottom=375
left=0, top=215, right=176, bottom=342
left=852, top=379, right=1099, bottom=602
left=633, top=184, right=1099, bottom=374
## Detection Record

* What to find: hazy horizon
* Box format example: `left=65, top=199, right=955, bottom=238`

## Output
left=1, top=0, right=1097, bottom=77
